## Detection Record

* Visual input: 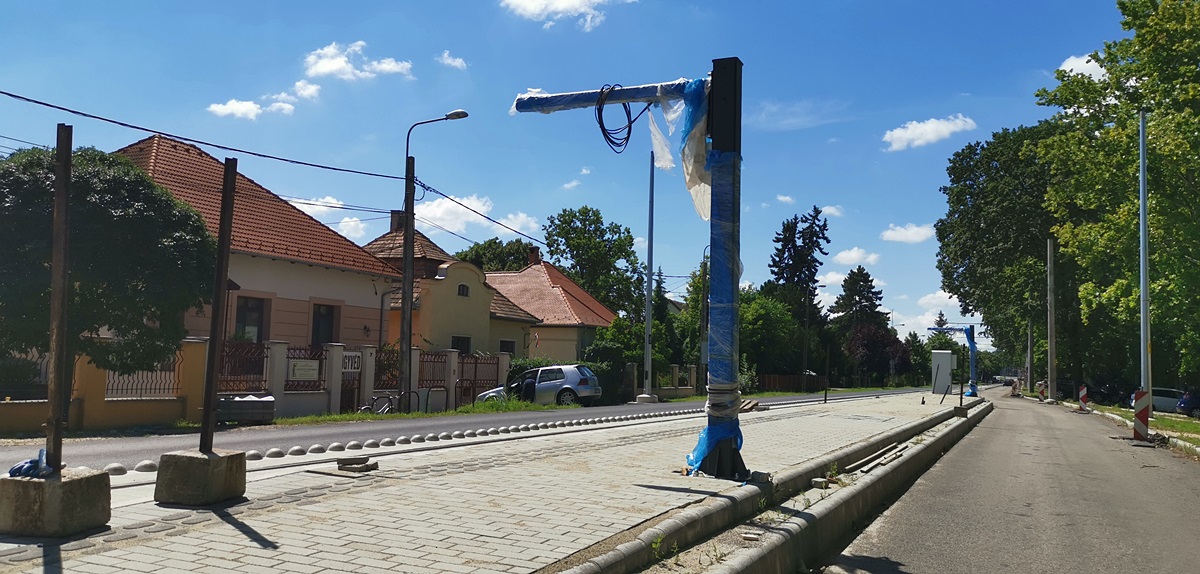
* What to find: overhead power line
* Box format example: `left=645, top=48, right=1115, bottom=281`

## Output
left=0, top=134, right=49, bottom=148
left=0, top=88, right=546, bottom=245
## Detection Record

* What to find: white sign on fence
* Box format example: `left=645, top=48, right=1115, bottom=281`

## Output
left=288, top=359, right=320, bottom=381
left=342, top=351, right=361, bottom=372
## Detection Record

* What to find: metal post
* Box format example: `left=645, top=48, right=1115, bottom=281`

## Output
left=802, top=292, right=812, bottom=392
left=640, top=150, right=655, bottom=402
left=1139, top=111, right=1152, bottom=396
left=697, top=57, right=747, bottom=480
left=199, top=158, right=238, bottom=453
left=1047, top=237, right=1057, bottom=402
left=1026, top=319, right=1033, bottom=392
left=45, top=123, right=72, bottom=473
left=400, top=156, right=416, bottom=410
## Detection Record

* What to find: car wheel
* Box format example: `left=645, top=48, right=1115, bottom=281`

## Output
left=1191, top=408, right=1200, bottom=419
left=557, top=389, right=578, bottom=406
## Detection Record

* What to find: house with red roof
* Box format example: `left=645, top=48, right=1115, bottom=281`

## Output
left=485, top=247, right=617, bottom=363
left=117, top=135, right=399, bottom=348
left=363, top=212, right=540, bottom=356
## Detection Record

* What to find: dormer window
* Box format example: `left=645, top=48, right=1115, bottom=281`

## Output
left=457, top=284, right=470, bottom=297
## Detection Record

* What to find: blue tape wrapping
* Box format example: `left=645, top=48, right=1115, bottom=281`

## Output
left=685, top=418, right=743, bottom=471
left=679, top=78, right=709, bottom=155
left=7, top=448, right=51, bottom=478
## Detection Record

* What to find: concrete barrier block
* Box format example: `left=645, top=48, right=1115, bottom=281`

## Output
left=154, top=449, right=246, bottom=506
left=0, top=468, right=111, bottom=537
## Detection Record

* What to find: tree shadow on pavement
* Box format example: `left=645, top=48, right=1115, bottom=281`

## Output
left=213, top=507, right=278, bottom=549
left=632, top=483, right=725, bottom=496
left=824, top=554, right=912, bottom=573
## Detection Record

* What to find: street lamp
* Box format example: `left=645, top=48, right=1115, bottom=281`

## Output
left=801, top=284, right=826, bottom=391
left=399, top=109, right=468, bottom=409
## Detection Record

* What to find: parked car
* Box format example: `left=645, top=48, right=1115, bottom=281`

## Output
left=1129, top=387, right=1188, bottom=412
left=1176, top=390, right=1199, bottom=418
left=476, top=364, right=601, bottom=406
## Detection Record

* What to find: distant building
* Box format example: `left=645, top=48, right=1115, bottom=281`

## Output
left=118, top=135, right=399, bottom=348
left=486, top=247, right=616, bottom=363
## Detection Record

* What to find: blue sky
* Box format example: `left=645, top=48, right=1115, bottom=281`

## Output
left=0, top=1, right=1128, bottom=349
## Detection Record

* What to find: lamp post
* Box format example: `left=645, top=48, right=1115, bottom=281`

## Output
left=801, top=284, right=826, bottom=391
left=400, top=109, right=468, bottom=409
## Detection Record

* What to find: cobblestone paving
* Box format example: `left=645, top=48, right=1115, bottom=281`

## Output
left=0, top=395, right=943, bottom=573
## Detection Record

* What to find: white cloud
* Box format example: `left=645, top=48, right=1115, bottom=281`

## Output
left=833, top=247, right=880, bottom=266
left=267, top=92, right=298, bottom=104
left=293, top=80, right=321, bottom=100
left=337, top=217, right=367, bottom=239
left=821, top=205, right=844, bottom=217
left=288, top=195, right=344, bottom=218
left=918, top=289, right=957, bottom=310
left=882, top=113, right=976, bottom=152
left=501, top=0, right=630, bottom=31
left=740, top=279, right=754, bottom=290
left=895, top=294, right=909, bottom=300
left=633, top=236, right=647, bottom=250
left=562, top=179, right=581, bottom=190
left=580, top=167, right=591, bottom=175
left=881, top=223, right=935, bottom=243
left=364, top=58, right=414, bottom=78
left=1059, top=55, right=1105, bottom=80
left=760, top=202, right=770, bottom=209
left=266, top=102, right=295, bottom=115
left=746, top=99, right=849, bottom=132
left=436, top=50, right=467, bottom=70
left=817, top=271, right=846, bottom=286
left=494, top=212, right=539, bottom=236
left=416, top=194, right=493, bottom=233
left=776, top=195, right=795, bottom=204
left=206, top=99, right=263, bottom=120
left=304, top=41, right=414, bottom=80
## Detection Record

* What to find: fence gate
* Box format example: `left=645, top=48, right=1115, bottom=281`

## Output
left=456, top=354, right=499, bottom=408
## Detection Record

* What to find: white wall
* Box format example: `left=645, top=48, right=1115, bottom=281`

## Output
left=229, top=254, right=391, bottom=308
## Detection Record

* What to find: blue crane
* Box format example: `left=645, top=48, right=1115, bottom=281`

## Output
left=927, top=325, right=979, bottom=397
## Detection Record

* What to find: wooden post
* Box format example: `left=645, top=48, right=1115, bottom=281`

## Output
left=199, top=158, right=238, bottom=453
left=45, top=123, right=72, bottom=473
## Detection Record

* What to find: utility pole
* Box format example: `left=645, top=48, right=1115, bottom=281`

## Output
left=1047, top=237, right=1057, bottom=402
left=639, top=151, right=656, bottom=403
left=45, top=123, right=72, bottom=474
left=199, top=158, right=238, bottom=453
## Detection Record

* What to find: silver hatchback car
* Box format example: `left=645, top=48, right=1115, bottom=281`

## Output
left=476, top=364, right=601, bottom=406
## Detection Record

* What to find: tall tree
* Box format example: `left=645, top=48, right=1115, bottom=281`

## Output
left=454, top=237, right=533, bottom=271
left=0, top=147, right=215, bottom=373
left=1035, top=0, right=1200, bottom=381
left=764, top=206, right=831, bottom=319
left=543, top=206, right=643, bottom=318
left=829, top=266, right=887, bottom=332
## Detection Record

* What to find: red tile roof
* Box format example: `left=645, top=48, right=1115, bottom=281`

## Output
left=116, top=135, right=398, bottom=279
left=486, top=262, right=616, bottom=327
left=363, top=228, right=457, bottom=262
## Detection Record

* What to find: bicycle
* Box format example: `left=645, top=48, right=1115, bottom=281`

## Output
left=360, top=392, right=398, bottom=415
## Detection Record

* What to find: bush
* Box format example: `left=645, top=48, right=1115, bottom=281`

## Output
left=738, top=356, right=759, bottom=395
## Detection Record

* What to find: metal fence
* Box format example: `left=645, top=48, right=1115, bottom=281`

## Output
left=218, top=341, right=268, bottom=394
left=375, top=346, right=400, bottom=390
left=455, top=354, right=500, bottom=408
left=285, top=346, right=327, bottom=392
left=0, top=351, right=51, bottom=401
left=418, top=351, right=447, bottom=389
left=106, top=351, right=181, bottom=398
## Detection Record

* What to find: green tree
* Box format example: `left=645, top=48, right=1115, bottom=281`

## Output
left=543, top=206, right=643, bottom=318
left=454, top=237, right=533, bottom=271
left=829, top=266, right=887, bottom=333
left=0, top=147, right=216, bottom=373
left=1035, top=0, right=1200, bottom=381
left=738, top=287, right=798, bottom=375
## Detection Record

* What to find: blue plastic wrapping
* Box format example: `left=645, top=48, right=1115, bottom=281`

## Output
left=679, top=79, right=711, bottom=220
left=685, top=418, right=743, bottom=471
left=703, top=149, right=741, bottom=420
left=512, top=79, right=692, bottom=115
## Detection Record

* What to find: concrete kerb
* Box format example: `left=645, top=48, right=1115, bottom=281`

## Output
left=101, top=394, right=901, bottom=492
left=706, top=400, right=995, bottom=574
left=1075, top=404, right=1200, bottom=458
left=557, top=401, right=966, bottom=574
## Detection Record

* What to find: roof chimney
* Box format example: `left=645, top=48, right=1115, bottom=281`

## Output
left=390, top=210, right=404, bottom=233
left=529, top=245, right=541, bottom=264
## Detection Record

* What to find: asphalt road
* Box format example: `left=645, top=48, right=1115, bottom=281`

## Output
left=824, top=387, right=1200, bottom=574
left=0, top=388, right=919, bottom=471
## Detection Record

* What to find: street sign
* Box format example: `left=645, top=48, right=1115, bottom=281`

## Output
left=342, top=351, right=361, bottom=372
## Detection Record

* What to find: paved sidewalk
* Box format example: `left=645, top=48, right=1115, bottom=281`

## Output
left=0, top=393, right=947, bottom=573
